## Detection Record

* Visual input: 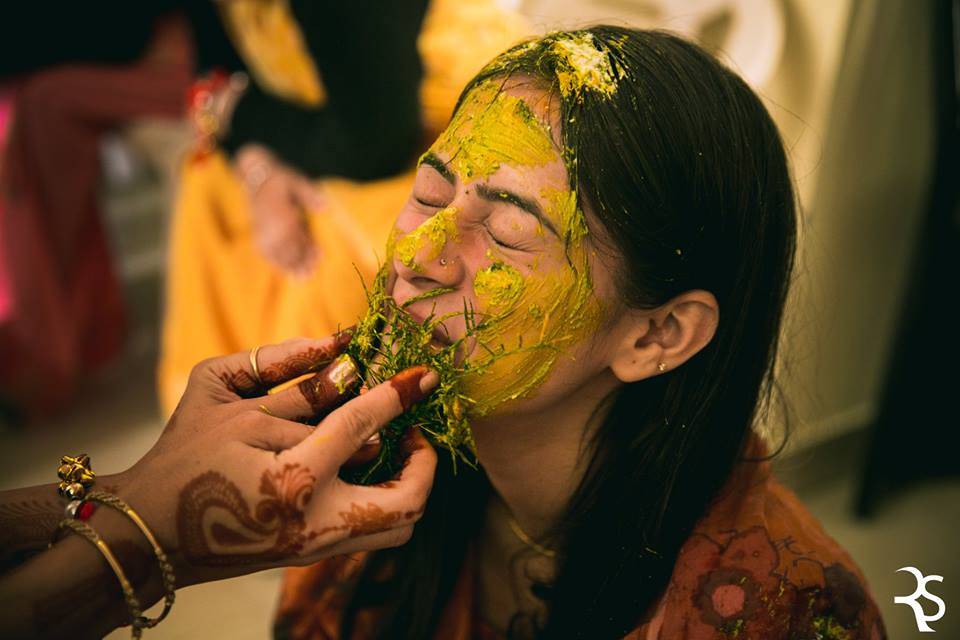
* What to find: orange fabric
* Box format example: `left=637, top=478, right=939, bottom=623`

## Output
left=274, top=437, right=886, bottom=639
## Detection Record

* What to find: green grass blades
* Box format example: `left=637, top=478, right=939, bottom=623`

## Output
left=340, top=266, right=478, bottom=485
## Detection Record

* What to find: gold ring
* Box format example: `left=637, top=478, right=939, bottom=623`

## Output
left=249, top=345, right=264, bottom=386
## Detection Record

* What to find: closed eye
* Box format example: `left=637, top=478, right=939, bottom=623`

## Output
left=415, top=196, right=446, bottom=208
left=485, top=227, right=518, bottom=250
left=474, top=183, right=558, bottom=239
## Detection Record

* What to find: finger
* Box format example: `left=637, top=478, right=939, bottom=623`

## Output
left=265, top=244, right=298, bottom=274
left=338, top=427, right=437, bottom=511
left=248, top=353, right=360, bottom=422
left=294, top=179, right=326, bottom=212
left=343, top=433, right=381, bottom=469
left=296, top=246, right=318, bottom=279
left=293, top=366, right=440, bottom=471
left=236, top=411, right=314, bottom=452
left=314, top=524, right=414, bottom=560
left=276, top=241, right=304, bottom=273
left=196, top=331, right=353, bottom=400
left=290, top=241, right=316, bottom=279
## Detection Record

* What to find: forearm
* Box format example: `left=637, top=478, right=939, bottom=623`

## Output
left=0, top=506, right=163, bottom=639
left=0, top=474, right=123, bottom=569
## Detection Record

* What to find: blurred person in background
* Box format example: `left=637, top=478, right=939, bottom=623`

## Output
left=0, top=4, right=238, bottom=420
left=158, top=0, right=528, bottom=414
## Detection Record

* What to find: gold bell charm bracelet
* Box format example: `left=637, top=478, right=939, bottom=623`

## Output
left=53, top=454, right=177, bottom=637
left=58, top=454, right=96, bottom=500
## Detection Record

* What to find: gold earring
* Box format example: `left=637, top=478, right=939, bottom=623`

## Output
left=657, top=362, right=667, bottom=372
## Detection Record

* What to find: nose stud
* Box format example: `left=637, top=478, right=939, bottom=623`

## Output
left=439, top=257, right=448, bottom=266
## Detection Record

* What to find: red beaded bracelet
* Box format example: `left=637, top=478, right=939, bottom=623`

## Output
left=64, top=499, right=96, bottom=521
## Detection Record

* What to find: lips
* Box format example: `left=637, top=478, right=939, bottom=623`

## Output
left=390, top=286, right=461, bottom=348
left=403, top=306, right=455, bottom=346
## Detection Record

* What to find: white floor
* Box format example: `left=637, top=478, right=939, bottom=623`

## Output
left=1, top=358, right=957, bottom=639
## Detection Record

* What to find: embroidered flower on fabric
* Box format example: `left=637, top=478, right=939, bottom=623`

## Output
left=652, top=525, right=885, bottom=639
left=695, top=567, right=762, bottom=627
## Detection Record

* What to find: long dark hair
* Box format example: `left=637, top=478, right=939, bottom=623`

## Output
left=340, top=26, right=797, bottom=639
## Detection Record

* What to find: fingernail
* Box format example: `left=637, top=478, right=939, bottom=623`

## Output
left=389, top=366, right=439, bottom=411
left=325, top=354, right=360, bottom=394
left=419, top=370, right=440, bottom=393
left=297, top=355, right=361, bottom=419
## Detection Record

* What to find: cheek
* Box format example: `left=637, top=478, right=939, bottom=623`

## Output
left=462, top=252, right=604, bottom=416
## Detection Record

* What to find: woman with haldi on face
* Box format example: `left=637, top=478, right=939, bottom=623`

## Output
left=0, top=25, right=886, bottom=640
left=275, top=27, right=886, bottom=640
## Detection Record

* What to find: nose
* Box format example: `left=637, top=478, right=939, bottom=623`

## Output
left=392, top=207, right=465, bottom=290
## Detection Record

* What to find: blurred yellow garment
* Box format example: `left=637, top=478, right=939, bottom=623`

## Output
left=218, top=0, right=326, bottom=107
left=158, top=0, right=529, bottom=414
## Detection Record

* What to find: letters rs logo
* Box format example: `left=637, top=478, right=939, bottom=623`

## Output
left=895, top=567, right=946, bottom=632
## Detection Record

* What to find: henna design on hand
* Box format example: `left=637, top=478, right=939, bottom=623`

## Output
left=218, top=369, right=259, bottom=396
left=298, top=372, right=343, bottom=417
left=176, top=464, right=317, bottom=566
left=217, top=330, right=353, bottom=396
left=176, top=464, right=419, bottom=566
left=259, top=339, right=348, bottom=386
left=337, top=502, right=405, bottom=538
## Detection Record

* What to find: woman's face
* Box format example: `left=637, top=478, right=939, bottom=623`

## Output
left=389, top=81, right=621, bottom=419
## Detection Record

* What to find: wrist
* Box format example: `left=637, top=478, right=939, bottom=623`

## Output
left=3, top=509, right=165, bottom=638
left=84, top=506, right=166, bottom=613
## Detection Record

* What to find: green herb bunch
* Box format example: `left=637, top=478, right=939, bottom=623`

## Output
left=340, top=267, right=481, bottom=484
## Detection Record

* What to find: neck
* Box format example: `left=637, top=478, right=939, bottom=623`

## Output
left=472, top=368, right=620, bottom=543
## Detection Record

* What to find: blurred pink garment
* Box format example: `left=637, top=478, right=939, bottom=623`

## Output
left=0, top=91, right=13, bottom=321
left=0, top=15, right=193, bottom=416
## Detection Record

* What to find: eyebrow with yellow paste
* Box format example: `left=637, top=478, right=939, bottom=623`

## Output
left=418, top=151, right=455, bottom=184
left=474, top=183, right=559, bottom=238
left=419, top=151, right=559, bottom=238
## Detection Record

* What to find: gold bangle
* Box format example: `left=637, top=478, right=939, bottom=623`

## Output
left=85, top=492, right=176, bottom=627
left=249, top=345, right=264, bottom=386
left=53, top=519, right=145, bottom=639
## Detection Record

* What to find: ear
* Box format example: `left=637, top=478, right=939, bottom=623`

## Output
left=608, top=290, right=719, bottom=383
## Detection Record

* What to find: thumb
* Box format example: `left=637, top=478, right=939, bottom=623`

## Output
left=292, top=366, right=439, bottom=473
